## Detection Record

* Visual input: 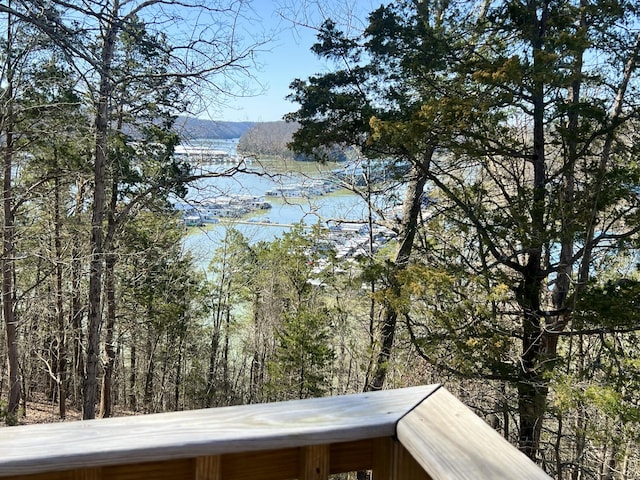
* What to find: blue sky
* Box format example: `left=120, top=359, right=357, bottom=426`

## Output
left=208, top=1, right=376, bottom=123
left=217, top=19, right=323, bottom=122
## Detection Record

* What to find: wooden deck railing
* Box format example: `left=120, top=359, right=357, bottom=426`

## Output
left=0, top=385, right=551, bottom=480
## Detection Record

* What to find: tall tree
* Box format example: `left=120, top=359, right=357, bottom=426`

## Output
left=119, top=211, right=203, bottom=413
left=205, top=228, right=254, bottom=407
left=0, top=4, right=20, bottom=420
left=268, top=307, right=334, bottom=400
left=0, top=3, right=65, bottom=420
left=0, top=0, right=265, bottom=422
left=19, top=58, right=90, bottom=419
left=98, top=15, right=188, bottom=418
left=418, top=0, right=640, bottom=461
left=287, top=0, right=640, bottom=467
left=243, top=225, right=334, bottom=401
left=286, top=2, right=452, bottom=392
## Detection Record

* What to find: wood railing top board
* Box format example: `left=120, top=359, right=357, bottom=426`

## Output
left=0, top=384, right=440, bottom=477
left=396, top=388, right=552, bottom=480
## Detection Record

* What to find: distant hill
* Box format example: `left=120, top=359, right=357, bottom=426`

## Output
left=174, top=117, right=256, bottom=139
left=237, top=121, right=298, bottom=158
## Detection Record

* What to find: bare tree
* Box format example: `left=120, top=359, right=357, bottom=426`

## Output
left=0, top=0, right=268, bottom=420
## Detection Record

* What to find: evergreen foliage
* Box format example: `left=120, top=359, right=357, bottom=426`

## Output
left=286, top=0, right=640, bottom=475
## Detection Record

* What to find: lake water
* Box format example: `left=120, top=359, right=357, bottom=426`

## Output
left=180, top=139, right=375, bottom=267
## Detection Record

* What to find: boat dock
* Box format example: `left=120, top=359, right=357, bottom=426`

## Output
left=174, top=145, right=245, bottom=165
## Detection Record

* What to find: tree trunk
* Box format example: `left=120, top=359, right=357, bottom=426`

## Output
left=144, top=321, right=159, bottom=412
left=248, top=301, right=264, bottom=404
left=100, top=175, right=119, bottom=418
left=174, top=337, right=183, bottom=410
left=516, top=257, right=546, bottom=460
left=71, top=179, right=86, bottom=407
left=206, top=305, right=222, bottom=407
left=129, top=341, right=137, bottom=411
left=54, top=174, right=66, bottom=419
left=2, top=18, right=21, bottom=417
left=99, top=250, right=117, bottom=417
left=223, top=295, right=231, bottom=399
left=515, top=5, right=549, bottom=460
left=2, top=119, right=20, bottom=422
left=365, top=158, right=430, bottom=391
left=83, top=0, right=119, bottom=420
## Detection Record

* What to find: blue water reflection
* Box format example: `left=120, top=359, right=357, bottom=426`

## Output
left=178, top=139, right=373, bottom=266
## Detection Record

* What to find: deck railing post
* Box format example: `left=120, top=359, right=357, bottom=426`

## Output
left=394, top=443, right=431, bottom=480
left=299, top=445, right=330, bottom=480
left=72, top=467, right=102, bottom=480
left=195, top=456, right=221, bottom=480
left=371, top=437, right=394, bottom=479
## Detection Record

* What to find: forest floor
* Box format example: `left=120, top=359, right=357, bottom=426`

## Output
left=17, top=395, right=81, bottom=424
left=8, top=393, right=133, bottom=426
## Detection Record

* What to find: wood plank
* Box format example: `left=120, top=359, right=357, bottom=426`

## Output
left=0, top=385, right=439, bottom=477
left=222, top=448, right=299, bottom=480
left=0, top=472, right=70, bottom=480
left=72, top=469, right=102, bottom=480
left=6, top=443, right=377, bottom=480
left=195, top=456, right=221, bottom=480
left=299, top=445, right=330, bottom=480
left=371, top=437, right=393, bottom=479
left=393, top=443, right=431, bottom=480
left=329, top=439, right=374, bottom=473
left=102, top=459, right=193, bottom=480
left=396, top=388, right=552, bottom=480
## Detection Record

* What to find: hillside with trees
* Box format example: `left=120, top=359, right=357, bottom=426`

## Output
left=173, top=117, right=255, bottom=139
left=237, top=121, right=299, bottom=158
left=1, top=1, right=640, bottom=479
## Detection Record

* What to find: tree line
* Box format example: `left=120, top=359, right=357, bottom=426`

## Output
left=237, top=121, right=299, bottom=159
left=174, top=117, right=255, bottom=141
